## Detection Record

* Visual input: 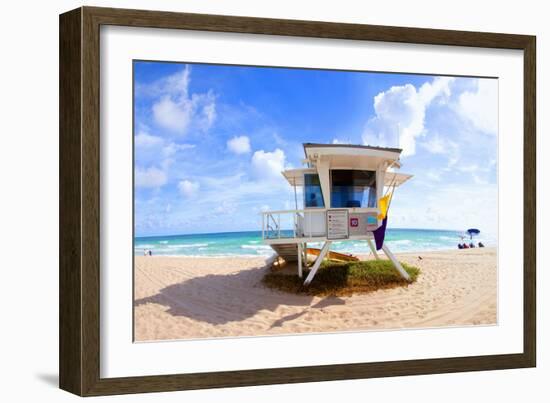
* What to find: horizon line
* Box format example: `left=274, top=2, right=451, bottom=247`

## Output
left=135, top=226, right=476, bottom=239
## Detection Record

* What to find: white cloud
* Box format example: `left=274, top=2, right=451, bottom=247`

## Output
left=421, top=135, right=447, bottom=155
left=214, top=200, right=237, bottom=215
left=456, top=162, right=493, bottom=185
left=420, top=134, right=460, bottom=170
left=457, top=164, right=479, bottom=173
left=425, top=170, right=443, bottom=182
left=251, top=149, right=286, bottom=180
left=201, top=102, right=217, bottom=130
left=227, top=135, right=251, bottom=154
left=472, top=174, right=489, bottom=185
left=135, top=132, right=163, bottom=148
left=134, top=130, right=195, bottom=173
left=273, top=133, right=287, bottom=146
left=454, top=79, right=498, bottom=134
left=162, top=142, right=195, bottom=157
left=391, top=183, right=497, bottom=236
left=150, top=66, right=216, bottom=135
left=153, top=96, right=194, bottom=133
left=418, top=76, right=453, bottom=104
left=161, top=67, right=191, bottom=97
left=135, top=167, right=167, bottom=188
left=136, top=66, right=190, bottom=98
left=178, top=180, right=200, bottom=198
left=363, top=77, right=454, bottom=157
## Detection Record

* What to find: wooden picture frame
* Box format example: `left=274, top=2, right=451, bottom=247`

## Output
left=59, top=6, right=536, bottom=396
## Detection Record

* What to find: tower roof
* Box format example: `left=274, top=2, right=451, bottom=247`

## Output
left=302, top=143, right=403, bottom=171
left=303, top=143, right=403, bottom=155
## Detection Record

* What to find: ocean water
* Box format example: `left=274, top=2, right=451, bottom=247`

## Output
left=134, top=229, right=496, bottom=257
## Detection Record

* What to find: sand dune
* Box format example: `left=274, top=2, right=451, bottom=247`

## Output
left=134, top=248, right=497, bottom=341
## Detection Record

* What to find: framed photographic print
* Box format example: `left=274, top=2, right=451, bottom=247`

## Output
left=59, top=6, right=536, bottom=396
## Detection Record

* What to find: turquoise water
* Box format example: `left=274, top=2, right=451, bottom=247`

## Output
left=135, top=229, right=495, bottom=257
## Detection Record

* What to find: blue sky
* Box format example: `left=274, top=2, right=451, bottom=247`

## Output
left=134, top=61, right=498, bottom=237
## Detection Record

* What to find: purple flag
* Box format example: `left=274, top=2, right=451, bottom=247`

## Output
left=373, top=216, right=388, bottom=250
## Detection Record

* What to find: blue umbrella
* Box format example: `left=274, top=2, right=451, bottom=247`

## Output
left=466, top=228, right=480, bottom=239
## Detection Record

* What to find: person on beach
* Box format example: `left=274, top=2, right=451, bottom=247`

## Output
left=478, top=242, right=485, bottom=248
left=148, top=250, right=153, bottom=256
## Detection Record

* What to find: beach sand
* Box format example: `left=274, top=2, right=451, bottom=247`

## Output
left=134, top=248, right=497, bottom=341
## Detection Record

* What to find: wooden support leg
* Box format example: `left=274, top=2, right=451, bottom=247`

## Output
left=297, top=243, right=303, bottom=278
left=367, top=239, right=380, bottom=260
left=381, top=244, right=411, bottom=281
left=303, top=241, right=331, bottom=286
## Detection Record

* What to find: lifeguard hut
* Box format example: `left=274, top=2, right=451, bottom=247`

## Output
left=261, top=143, right=413, bottom=285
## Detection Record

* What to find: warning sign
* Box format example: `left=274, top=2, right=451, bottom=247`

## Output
left=326, top=209, right=349, bottom=240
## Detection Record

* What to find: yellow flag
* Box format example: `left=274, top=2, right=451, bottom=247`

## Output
left=378, top=192, right=393, bottom=220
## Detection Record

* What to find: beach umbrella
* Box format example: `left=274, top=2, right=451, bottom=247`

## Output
left=466, top=228, right=480, bottom=239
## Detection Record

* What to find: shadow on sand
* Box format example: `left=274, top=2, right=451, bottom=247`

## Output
left=134, top=265, right=346, bottom=326
left=269, top=297, right=346, bottom=329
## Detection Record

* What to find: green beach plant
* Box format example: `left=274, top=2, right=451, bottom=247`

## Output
left=263, top=259, right=420, bottom=296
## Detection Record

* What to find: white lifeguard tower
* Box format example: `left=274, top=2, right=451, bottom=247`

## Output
left=261, top=143, right=413, bottom=286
